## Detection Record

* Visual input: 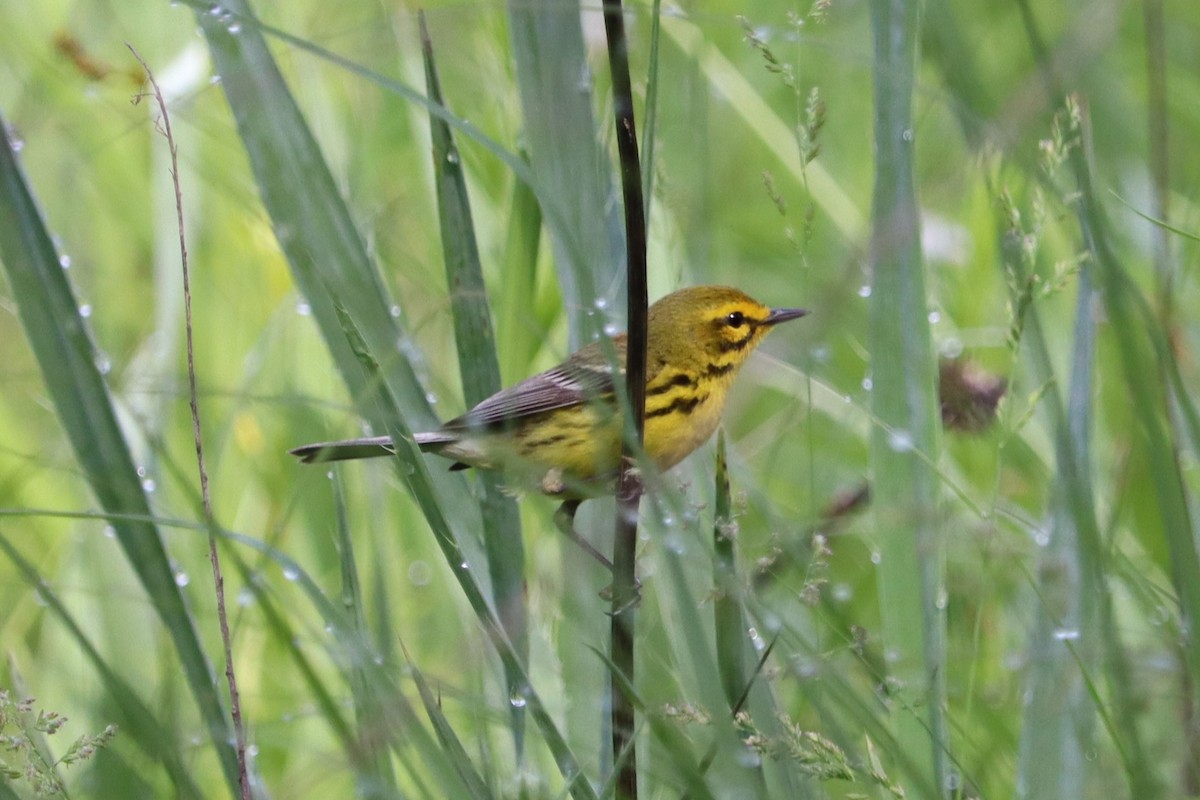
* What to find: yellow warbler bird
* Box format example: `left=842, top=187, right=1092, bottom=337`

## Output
left=291, top=286, right=806, bottom=496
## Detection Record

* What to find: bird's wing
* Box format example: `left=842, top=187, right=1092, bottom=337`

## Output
left=442, top=335, right=660, bottom=432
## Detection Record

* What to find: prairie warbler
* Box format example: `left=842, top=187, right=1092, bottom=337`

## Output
left=291, top=285, right=806, bottom=496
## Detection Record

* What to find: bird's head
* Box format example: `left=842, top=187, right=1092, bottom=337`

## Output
left=647, top=285, right=808, bottom=370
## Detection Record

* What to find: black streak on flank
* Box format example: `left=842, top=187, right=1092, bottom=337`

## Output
left=520, top=433, right=570, bottom=449
left=646, top=372, right=696, bottom=396
left=646, top=393, right=708, bottom=419
left=703, top=362, right=735, bottom=378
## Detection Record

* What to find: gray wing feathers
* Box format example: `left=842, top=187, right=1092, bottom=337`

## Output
left=445, top=360, right=616, bottom=431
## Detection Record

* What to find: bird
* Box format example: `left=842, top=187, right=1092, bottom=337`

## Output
left=290, top=285, right=806, bottom=499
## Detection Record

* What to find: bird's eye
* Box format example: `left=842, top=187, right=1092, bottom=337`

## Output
left=725, top=311, right=745, bottom=328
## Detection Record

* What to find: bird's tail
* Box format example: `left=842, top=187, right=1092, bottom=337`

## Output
left=289, top=432, right=457, bottom=464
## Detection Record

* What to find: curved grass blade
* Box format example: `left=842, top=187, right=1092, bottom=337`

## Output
left=421, top=15, right=528, bottom=759
left=0, top=105, right=242, bottom=794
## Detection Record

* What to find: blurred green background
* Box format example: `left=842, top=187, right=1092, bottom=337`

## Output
left=0, top=0, right=1198, bottom=797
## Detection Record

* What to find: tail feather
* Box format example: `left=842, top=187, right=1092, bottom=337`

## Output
left=290, top=432, right=456, bottom=464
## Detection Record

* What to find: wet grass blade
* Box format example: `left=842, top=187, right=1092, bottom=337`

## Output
left=421, top=15, right=528, bottom=758
left=866, top=0, right=945, bottom=793
left=0, top=105, right=242, bottom=793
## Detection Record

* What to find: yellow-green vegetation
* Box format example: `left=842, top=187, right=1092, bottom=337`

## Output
left=0, top=1, right=1198, bottom=798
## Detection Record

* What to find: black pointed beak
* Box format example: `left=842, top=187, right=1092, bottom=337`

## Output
left=764, top=307, right=809, bottom=326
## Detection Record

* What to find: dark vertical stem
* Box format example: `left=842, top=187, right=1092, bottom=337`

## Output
left=602, top=1, right=647, bottom=797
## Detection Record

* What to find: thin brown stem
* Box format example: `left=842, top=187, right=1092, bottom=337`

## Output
left=128, top=44, right=251, bottom=800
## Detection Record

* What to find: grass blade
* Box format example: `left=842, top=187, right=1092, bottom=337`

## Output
left=0, top=104, right=242, bottom=793
left=421, top=12, right=528, bottom=758
left=332, top=477, right=399, bottom=798
left=712, top=432, right=750, bottom=709
left=507, top=0, right=623, bottom=343
left=866, top=0, right=945, bottom=794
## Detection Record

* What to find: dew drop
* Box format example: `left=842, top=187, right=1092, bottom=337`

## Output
left=832, top=583, right=852, bottom=602
left=79, top=304, right=92, bottom=318
left=295, top=300, right=312, bottom=316
left=870, top=549, right=882, bottom=565
left=857, top=284, right=872, bottom=298
left=603, top=322, right=619, bottom=336
left=887, top=429, right=914, bottom=452
left=282, top=565, right=300, bottom=582
left=59, top=253, right=72, bottom=269
left=6, top=124, right=25, bottom=152
left=861, top=377, right=873, bottom=391
left=389, top=305, right=402, bottom=318
left=927, top=310, right=941, bottom=324
left=1052, top=628, right=1080, bottom=641
left=939, top=337, right=964, bottom=358
left=446, top=150, right=460, bottom=165
left=901, top=128, right=914, bottom=142
left=103, top=525, right=116, bottom=539
left=792, top=656, right=820, bottom=678
left=142, top=477, right=156, bottom=493
left=174, top=571, right=190, bottom=587
left=509, top=690, right=528, bottom=709
left=237, top=587, right=254, bottom=607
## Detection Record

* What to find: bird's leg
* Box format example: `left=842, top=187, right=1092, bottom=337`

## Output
left=553, top=499, right=614, bottom=571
